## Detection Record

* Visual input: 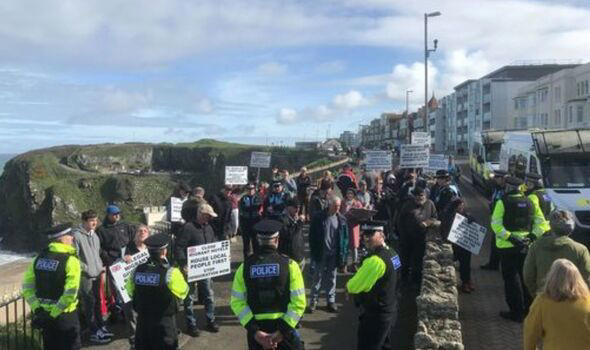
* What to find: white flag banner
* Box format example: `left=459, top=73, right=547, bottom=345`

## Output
left=447, top=213, right=487, bottom=255
left=187, top=240, right=232, bottom=282
left=109, top=250, right=150, bottom=303
left=400, top=145, right=430, bottom=168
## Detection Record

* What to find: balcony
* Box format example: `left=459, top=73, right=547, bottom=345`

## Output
left=483, top=112, right=491, bottom=121
left=483, top=94, right=491, bottom=104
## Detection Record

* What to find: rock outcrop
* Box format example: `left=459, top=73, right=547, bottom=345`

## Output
left=0, top=140, right=329, bottom=251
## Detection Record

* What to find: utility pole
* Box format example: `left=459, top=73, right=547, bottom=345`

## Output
left=425, top=11, right=441, bottom=133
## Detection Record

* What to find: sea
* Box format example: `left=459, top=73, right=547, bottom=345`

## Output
left=0, top=250, right=28, bottom=266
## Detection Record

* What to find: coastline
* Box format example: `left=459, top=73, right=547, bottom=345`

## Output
left=0, top=259, right=31, bottom=297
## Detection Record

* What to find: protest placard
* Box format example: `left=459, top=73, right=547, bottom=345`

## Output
left=187, top=240, right=232, bottom=282
left=109, top=250, right=150, bottom=303
left=447, top=213, right=487, bottom=255
left=363, top=150, right=392, bottom=171
left=225, top=166, right=248, bottom=185
left=250, top=152, right=271, bottom=168
left=169, top=197, right=183, bottom=223
left=411, top=132, right=430, bottom=146
left=399, top=145, right=429, bottom=168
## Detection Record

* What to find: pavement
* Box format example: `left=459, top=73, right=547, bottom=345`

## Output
left=457, top=172, right=524, bottom=350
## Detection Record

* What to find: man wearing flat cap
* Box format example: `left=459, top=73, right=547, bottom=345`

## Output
left=347, top=221, right=400, bottom=350
left=491, top=176, right=544, bottom=322
left=128, top=233, right=189, bottom=350
left=231, top=219, right=306, bottom=350
left=22, top=223, right=82, bottom=350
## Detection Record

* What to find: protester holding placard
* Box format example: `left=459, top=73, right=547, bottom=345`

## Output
left=442, top=198, right=475, bottom=293
left=174, top=204, right=220, bottom=337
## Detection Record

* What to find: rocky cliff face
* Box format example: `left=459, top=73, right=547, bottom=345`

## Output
left=0, top=140, right=325, bottom=251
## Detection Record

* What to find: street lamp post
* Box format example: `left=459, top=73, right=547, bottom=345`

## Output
left=406, top=89, right=413, bottom=144
left=424, top=11, right=441, bottom=133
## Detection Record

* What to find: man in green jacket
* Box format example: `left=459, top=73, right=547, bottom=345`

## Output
left=524, top=209, right=590, bottom=295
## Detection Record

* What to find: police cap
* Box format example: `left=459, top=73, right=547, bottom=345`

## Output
left=253, top=219, right=283, bottom=239
left=360, top=220, right=386, bottom=235
left=44, top=223, right=73, bottom=239
left=144, top=233, right=170, bottom=251
left=435, top=170, right=450, bottom=178
left=505, top=176, right=524, bottom=186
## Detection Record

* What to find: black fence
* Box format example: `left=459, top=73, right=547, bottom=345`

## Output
left=0, top=291, right=42, bottom=350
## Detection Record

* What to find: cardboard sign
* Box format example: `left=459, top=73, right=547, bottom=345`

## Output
left=109, top=250, right=150, bottom=303
left=363, top=151, right=392, bottom=171
left=187, top=240, right=231, bottom=282
left=250, top=152, right=271, bottom=168
left=169, top=197, right=184, bottom=223
left=447, top=213, right=487, bottom=255
left=399, top=145, right=430, bottom=168
left=412, top=132, right=431, bottom=146
left=225, top=166, right=249, bottom=185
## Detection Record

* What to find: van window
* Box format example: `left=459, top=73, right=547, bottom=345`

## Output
left=529, top=155, right=539, bottom=174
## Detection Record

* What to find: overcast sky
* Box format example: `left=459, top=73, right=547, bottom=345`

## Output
left=1, top=0, right=589, bottom=153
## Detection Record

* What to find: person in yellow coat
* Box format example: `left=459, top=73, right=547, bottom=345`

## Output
left=524, top=259, right=590, bottom=350
left=346, top=220, right=400, bottom=350
left=230, top=219, right=306, bottom=350
left=22, top=223, right=82, bottom=350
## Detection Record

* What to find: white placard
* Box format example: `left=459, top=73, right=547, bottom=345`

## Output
left=250, top=152, right=271, bottom=168
left=170, top=197, right=184, bottom=223
left=412, top=132, right=431, bottom=146
left=109, top=250, right=150, bottom=303
left=426, top=154, right=448, bottom=174
left=225, top=166, right=249, bottom=185
left=400, top=145, right=430, bottom=168
left=363, top=151, right=392, bottom=171
left=187, top=240, right=231, bottom=282
left=447, top=213, right=487, bottom=255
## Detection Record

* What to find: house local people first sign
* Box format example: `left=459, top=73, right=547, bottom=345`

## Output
left=399, top=145, right=430, bottom=168
left=250, top=152, right=271, bottom=168
left=225, top=166, right=249, bottom=185
left=187, top=240, right=232, bottom=282
left=109, top=250, right=150, bottom=303
left=447, top=213, right=487, bottom=255
left=363, top=151, right=392, bottom=171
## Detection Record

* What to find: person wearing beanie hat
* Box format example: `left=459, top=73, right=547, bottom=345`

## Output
left=128, top=233, right=189, bottom=350
left=491, top=175, right=545, bottom=322
left=22, top=223, right=83, bottom=349
left=230, top=219, right=306, bottom=350
left=524, top=210, right=590, bottom=295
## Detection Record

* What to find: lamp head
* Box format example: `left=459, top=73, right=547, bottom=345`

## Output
left=427, top=11, right=441, bottom=17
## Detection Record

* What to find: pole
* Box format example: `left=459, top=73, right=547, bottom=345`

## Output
left=424, top=13, right=429, bottom=134
left=406, top=90, right=412, bottom=144
left=256, top=167, right=261, bottom=185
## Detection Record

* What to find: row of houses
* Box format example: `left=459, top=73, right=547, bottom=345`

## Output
left=341, top=62, right=590, bottom=154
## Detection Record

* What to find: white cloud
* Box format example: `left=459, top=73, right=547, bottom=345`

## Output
left=101, top=88, right=151, bottom=113
left=385, top=62, right=437, bottom=104
left=332, top=90, right=369, bottom=109
left=277, top=108, right=297, bottom=124
left=257, top=62, right=288, bottom=76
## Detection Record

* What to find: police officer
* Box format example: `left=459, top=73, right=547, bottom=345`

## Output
left=525, top=172, right=552, bottom=236
left=491, top=176, right=544, bottom=322
left=481, top=169, right=508, bottom=271
left=22, top=223, right=82, bottom=350
left=432, top=170, right=460, bottom=213
left=230, top=219, right=306, bottom=350
left=128, top=233, right=189, bottom=350
left=346, top=221, right=400, bottom=350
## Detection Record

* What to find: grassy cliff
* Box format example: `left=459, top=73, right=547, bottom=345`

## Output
left=0, top=140, right=328, bottom=251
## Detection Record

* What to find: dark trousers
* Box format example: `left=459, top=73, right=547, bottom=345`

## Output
left=135, top=316, right=178, bottom=350
left=42, top=310, right=81, bottom=350
left=240, top=219, right=259, bottom=259
left=79, top=276, right=104, bottom=332
left=486, top=232, right=500, bottom=268
left=399, top=232, right=426, bottom=284
left=499, top=248, right=532, bottom=317
left=357, top=312, right=394, bottom=350
left=246, top=320, right=303, bottom=350
left=452, top=245, right=472, bottom=283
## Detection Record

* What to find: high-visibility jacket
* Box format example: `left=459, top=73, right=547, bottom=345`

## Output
left=527, top=189, right=552, bottom=236
left=22, top=242, right=81, bottom=318
left=491, top=191, right=544, bottom=249
left=230, top=250, right=306, bottom=331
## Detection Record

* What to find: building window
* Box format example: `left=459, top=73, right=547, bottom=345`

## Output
left=514, top=100, right=518, bottom=110
left=586, top=80, right=589, bottom=95
left=554, top=86, right=561, bottom=102
left=577, top=106, right=584, bottom=123
left=569, top=106, right=574, bottom=123
left=555, top=109, right=561, bottom=125
left=578, top=82, right=581, bottom=96
left=538, top=89, right=548, bottom=102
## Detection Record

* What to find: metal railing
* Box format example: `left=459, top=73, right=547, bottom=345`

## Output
left=1, top=289, right=42, bottom=350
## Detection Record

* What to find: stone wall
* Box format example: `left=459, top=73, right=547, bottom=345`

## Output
left=414, top=230, right=464, bottom=350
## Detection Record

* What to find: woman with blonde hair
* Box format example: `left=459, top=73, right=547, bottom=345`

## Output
left=524, top=258, right=590, bottom=350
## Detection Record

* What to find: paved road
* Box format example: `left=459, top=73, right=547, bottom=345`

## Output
left=457, top=173, right=523, bottom=350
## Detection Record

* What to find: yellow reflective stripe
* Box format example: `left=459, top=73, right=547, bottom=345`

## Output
left=290, top=288, right=305, bottom=298
left=254, top=312, right=283, bottom=320
left=284, top=310, right=301, bottom=323
left=231, top=290, right=246, bottom=300
left=238, top=306, right=253, bottom=322
left=491, top=218, right=503, bottom=225
left=56, top=301, right=68, bottom=310
left=496, top=229, right=509, bottom=239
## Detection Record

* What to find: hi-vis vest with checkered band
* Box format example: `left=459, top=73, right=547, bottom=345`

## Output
left=502, top=194, right=533, bottom=232
left=133, top=260, right=176, bottom=318
left=243, top=251, right=290, bottom=314
left=358, top=246, right=400, bottom=313
left=34, top=249, right=71, bottom=303
left=534, top=189, right=552, bottom=218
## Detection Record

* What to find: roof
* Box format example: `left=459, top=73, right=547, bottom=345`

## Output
left=454, top=79, right=477, bottom=90
left=481, top=64, right=580, bottom=81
